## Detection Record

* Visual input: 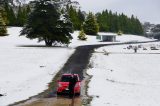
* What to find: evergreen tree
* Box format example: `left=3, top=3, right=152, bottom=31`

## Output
left=4, top=3, right=16, bottom=26
left=96, top=10, right=109, bottom=31
left=4, top=3, right=10, bottom=25
left=67, top=6, right=85, bottom=30
left=0, top=12, right=7, bottom=36
left=135, top=18, right=144, bottom=35
left=14, top=5, right=30, bottom=26
left=83, top=12, right=99, bottom=35
left=1, top=1, right=31, bottom=26
left=22, top=7, right=28, bottom=25
left=78, top=29, right=87, bottom=40
left=77, top=9, right=85, bottom=29
left=26, top=5, right=31, bottom=14
left=68, top=5, right=79, bottom=30
left=0, top=4, right=7, bottom=36
left=9, top=7, right=16, bottom=25
left=117, top=30, right=123, bottom=35
left=0, top=5, right=8, bottom=25
left=20, top=0, right=73, bottom=46
left=107, top=10, right=112, bottom=32
left=16, top=6, right=24, bottom=26
left=96, top=9, right=144, bottom=35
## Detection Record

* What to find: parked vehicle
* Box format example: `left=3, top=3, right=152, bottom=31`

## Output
left=150, top=46, right=159, bottom=50
left=57, top=74, right=81, bottom=95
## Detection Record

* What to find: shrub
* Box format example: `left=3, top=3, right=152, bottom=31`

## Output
left=117, top=30, right=123, bottom=36
left=78, top=29, right=87, bottom=40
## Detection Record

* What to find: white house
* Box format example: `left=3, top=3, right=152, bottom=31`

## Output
left=97, top=33, right=117, bottom=42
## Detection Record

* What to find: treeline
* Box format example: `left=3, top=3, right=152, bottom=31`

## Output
left=67, top=5, right=85, bottom=30
left=96, top=10, right=144, bottom=35
left=1, top=2, right=144, bottom=36
left=4, top=3, right=85, bottom=28
left=66, top=7, right=144, bottom=35
left=4, top=3, right=31, bottom=26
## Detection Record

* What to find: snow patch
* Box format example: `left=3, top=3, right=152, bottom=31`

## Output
left=88, top=42, right=160, bottom=106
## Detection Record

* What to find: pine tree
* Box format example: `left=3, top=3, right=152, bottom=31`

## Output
left=96, top=9, right=144, bottom=35
left=16, top=5, right=31, bottom=26
left=68, top=6, right=79, bottom=30
left=20, top=0, right=73, bottom=46
left=83, top=12, right=99, bottom=35
left=4, top=3, right=17, bottom=26
left=107, top=10, right=112, bottom=32
left=0, top=4, right=8, bottom=25
left=9, top=7, right=16, bottom=26
left=77, top=9, right=85, bottom=29
left=96, top=10, right=109, bottom=32
left=135, top=18, right=144, bottom=35
left=16, top=6, right=24, bottom=26
left=22, top=7, right=27, bottom=25
left=26, top=5, right=31, bottom=14
left=78, top=29, right=87, bottom=40
left=4, top=3, right=10, bottom=25
left=67, top=6, right=85, bottom=30
left=4, top=3, right=31, bottom=26
left=0, top=12, right=7, bottom=36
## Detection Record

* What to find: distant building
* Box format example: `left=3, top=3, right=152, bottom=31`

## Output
left=97, top=33, right=116, bottom=42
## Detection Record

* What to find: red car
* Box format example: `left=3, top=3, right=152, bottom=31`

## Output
left=57, top=74, right=81, bottom=95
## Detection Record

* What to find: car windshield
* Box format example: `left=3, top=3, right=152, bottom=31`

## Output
left=60, top=75, right=71, bottom=82
left=73, top=75, right=78, bottom=82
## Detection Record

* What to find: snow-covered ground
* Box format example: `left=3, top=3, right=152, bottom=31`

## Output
left=116, top=34, right=154, bottom=42
left=0, top=27, right=75, bottom=106
left=88, top=42, right=160, bottom=106
left=71, top=32, right=153, bottom=47
left=0, top=27, right=155, bottom=106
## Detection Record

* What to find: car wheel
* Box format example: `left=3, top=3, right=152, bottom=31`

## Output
left=76, top=92, right=80, bottom=96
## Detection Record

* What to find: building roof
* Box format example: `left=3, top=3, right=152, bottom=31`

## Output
left=98, top=32, right=117, bottom=36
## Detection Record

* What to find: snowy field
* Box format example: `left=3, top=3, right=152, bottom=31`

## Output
left=0, top=27, right=154, bottom=106
left=88, top=42, right=160, bottom=106
left=70, top=32, right=153, bottom=47
left=0, top=27, right=75, bottom=106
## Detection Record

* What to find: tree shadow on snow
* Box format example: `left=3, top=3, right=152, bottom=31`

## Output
left=95, top=51, right=160, bottom=55
left=110, top=52, right=160, bottom=55
left=16, top=45, right=69, bottom=49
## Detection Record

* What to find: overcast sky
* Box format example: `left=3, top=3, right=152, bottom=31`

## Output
left=75, top=0, right=160, bottom=24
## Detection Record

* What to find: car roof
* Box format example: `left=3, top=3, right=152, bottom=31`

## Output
left=62, top=74, right=72, bottom=76
left=61, top=74, right=80, bottom=81
left=62, top=74, right=79, bottom=75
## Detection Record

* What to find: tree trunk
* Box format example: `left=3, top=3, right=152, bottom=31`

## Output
left=45, top=38, right=53, bottom=47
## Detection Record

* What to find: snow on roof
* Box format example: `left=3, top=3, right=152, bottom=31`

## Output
left=98, top=32, right=117, bottom=36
